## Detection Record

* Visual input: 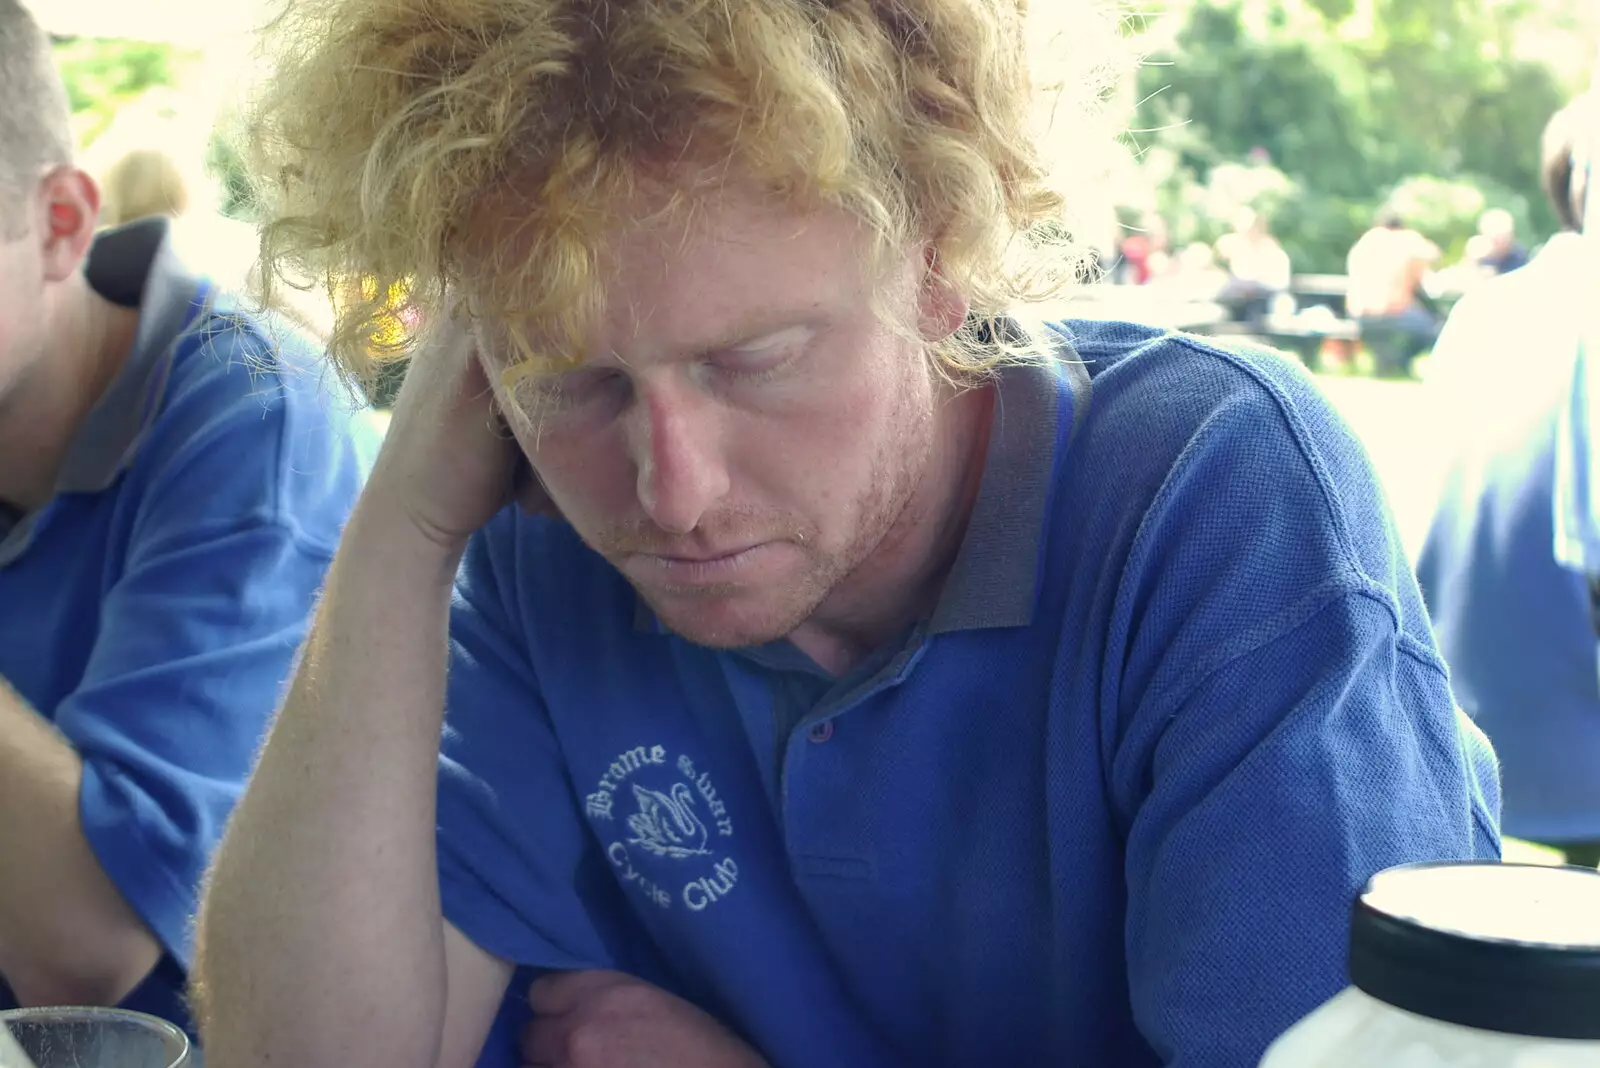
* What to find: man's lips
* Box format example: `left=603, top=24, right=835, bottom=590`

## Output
left=618, top=542, right=778, bottom=583
left=647, top=546, right=759, bottom=564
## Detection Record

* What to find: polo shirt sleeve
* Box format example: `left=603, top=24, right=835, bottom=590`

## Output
left=52, top=333, right=370, bottom=971
left=1553, top=328, right=1600, bottom=575
left=1107, top=364, right=1502, bottom=1066
left=437, top=515, right=639, bottom=978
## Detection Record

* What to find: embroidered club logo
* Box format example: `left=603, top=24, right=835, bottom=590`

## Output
left=626, top=782, right=711, bottom=858
left=585, top=745, right=738, bottom=913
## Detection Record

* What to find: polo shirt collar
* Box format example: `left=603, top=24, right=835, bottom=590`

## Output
left=0, top=218, right=203, bottom=566
left=58, top=217, right=203, bottom=495
left=925, top=346, right=1084, bottom=634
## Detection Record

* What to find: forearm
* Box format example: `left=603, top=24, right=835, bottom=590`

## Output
left=0, top=681, right=161, bottom=1006
left=194, top=492, right=465, bottom=1068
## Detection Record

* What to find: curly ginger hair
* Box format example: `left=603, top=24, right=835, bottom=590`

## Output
left=244, top=0, right=1132, bottom=397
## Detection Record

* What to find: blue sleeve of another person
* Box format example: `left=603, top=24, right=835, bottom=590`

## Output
left=1553, top=332, right=1600, bottom=574
left=1094, top=346, right=1502, bottom=1065
left=53, top=316, right=372, bottom=1000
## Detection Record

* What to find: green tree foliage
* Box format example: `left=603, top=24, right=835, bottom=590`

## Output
left=50, top=37, right=196, bottom=147
left=1134, top=0, right=1578, bottom=271
left=52, top=38, right=261, bottom=220
left=205, top=118, right=257, bottom=221
left=1138, top=4, right=1372, bottom=199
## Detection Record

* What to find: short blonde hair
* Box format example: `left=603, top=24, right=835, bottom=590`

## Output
left=245, top=0, right=1130, bottom=395
left=100, top=147, right=192, bottom=227
left=0, top=0, right=72, bottom=235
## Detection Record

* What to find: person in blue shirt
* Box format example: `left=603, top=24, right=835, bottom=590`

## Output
left=0, top=0, right=374, bottom=1033
left=1416, top=96, right=1600, bottom=868
left=193, top=1, right=1501, bottom=1066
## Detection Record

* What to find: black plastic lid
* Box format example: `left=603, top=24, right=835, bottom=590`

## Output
left=1349, top=861, right=1600, bottom=1040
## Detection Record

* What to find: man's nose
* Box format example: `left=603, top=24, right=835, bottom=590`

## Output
left=624, top=382, right=730, bottom=535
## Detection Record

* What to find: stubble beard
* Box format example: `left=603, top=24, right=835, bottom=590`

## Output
left=632, top=382, right=939, bottom=651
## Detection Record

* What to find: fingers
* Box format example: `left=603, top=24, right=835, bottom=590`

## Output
left=519, top=1012, right=565, bottom=1067
left=391, top=315, right=479, bottom=407
left=519, top=972, right=766, bottom=1068
left=527, top=969, right=631, bottom=1017
left=521, top=971, right=632, bottom=1065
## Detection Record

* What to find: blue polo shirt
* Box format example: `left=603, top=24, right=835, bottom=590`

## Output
left=438, top=320, right=1501, bottom=1068
left=1417, top=234, right=1600, bottom=843
left=0, top=218, right=375, bottom=1030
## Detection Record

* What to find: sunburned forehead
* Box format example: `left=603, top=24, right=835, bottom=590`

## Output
left=471, top=175, right=918, bottom=386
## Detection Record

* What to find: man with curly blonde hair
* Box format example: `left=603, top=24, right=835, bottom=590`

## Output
left=195, top=1, right=1501, bottom=1065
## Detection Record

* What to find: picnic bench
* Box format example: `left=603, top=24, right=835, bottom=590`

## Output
left=1178, top=274, right=1358, bottom=369
left=1188, top=273, right=1463, bottom=372
left=1288, top=274, right=1351, bottom=317
left=1191, top=311, right=1362, bottom=370
left=1054, top=272, right=1469, bottom=373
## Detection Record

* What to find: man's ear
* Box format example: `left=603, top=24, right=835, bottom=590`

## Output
left=37, top=166, right=100, bottom=284
left=917, top=247, right=970, bottom=343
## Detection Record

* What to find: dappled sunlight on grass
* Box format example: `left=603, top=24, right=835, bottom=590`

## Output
left=1314, top=373, right=1448, bottom=563
left=1504, top=838, right=1573, bottom=866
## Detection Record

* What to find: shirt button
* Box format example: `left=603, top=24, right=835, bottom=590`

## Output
left=808, top=721, right=834, bottom=743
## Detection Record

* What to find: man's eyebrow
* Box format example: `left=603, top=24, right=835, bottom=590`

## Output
left=651, top=308, right=823, bottom=361
left=498, top=305, right=825, bottom=384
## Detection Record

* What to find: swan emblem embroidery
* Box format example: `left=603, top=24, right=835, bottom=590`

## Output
left=626, top=781, right=711, bottom=859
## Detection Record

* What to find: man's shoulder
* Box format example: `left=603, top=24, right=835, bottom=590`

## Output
left=1434, top=254, right=1584, bottom=415
left=123, top=296, right=376, bottom=540
left=1435, top=271, right=1550, bottom=359
left=154, top=297, right=378, bottom=463
left=1451, top=241, right=1582, bottom=322
left=1347, top=228, right=1382, bottom=254
left=167, top=295, right=353, bottom=403
left=1045, top=321, right=1439, bottom=701
left=1056, top=319, right=1343, bottom=455
left=1046, top=319, right=1377, bottom=561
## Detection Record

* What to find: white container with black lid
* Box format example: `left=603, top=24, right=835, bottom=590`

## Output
left=1260, top=861, right=1600, bottom=1066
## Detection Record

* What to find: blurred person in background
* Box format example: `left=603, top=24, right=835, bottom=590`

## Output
left=1114, top=212, right=1172, bottom=285
left=1345, top=207, right=1443, bottom=377
left=1416, top=94, right=1600, bottom=868
left=193, top=0, right=1497, bottom=1066
left=1214, top=206, right=1292, bottom=326
left=1167, top=240, right=1231, bottom=303
left=101, top=149, right=336, bottom=342
left=98, top=146, right=191, bottom=228
left=86, top=112, right=279, bottom=317
left=1472, top=207, right=1531, bottom=277
left=0, top=0, right=374, bottom=1034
